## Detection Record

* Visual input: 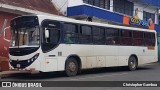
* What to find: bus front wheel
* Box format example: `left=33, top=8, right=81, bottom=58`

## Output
left=65, top=58, right=78, bottom=77
left=128, top=56, right=137, bottom=71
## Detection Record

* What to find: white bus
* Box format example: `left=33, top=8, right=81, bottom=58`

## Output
left=9, top=15, right=157, bottom=76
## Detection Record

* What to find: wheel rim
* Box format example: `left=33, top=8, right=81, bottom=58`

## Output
left=130, top=59, right=136, bottom=69
left=68, top=62, right=76, bottom=72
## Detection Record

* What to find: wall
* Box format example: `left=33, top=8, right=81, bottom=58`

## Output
left=110, top=0, right=114, bottom=12
left=0, top=11, right=18, bottom=58
left=52, top=0, right=68, bottom=15
left=68, top=0, right=83, bottom=7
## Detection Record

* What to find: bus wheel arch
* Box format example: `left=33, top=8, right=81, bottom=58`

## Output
left=128, top=54, right=138, bottom=71
left=65, top=55, right=82, bottom=76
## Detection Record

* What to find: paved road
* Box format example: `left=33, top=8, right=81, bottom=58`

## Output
left=0, top=62, right=160, bottom=90
left=1, top=63, right=160, bottom=81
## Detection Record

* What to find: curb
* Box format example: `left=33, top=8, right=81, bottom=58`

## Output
left=0, top=71, right=30, bottom=79
left=0, top=71, right=19, bottom=79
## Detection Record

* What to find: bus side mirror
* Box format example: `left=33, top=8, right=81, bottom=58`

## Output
left=45, top=28, right=49, bottom=38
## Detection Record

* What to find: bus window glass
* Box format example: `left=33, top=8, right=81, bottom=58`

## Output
left=93, top=27, right=105, bottom=45
left=144, top=32, right=152, bottom=46
left=10, top=16, right=40, bottom=47
left=121, top=30, right=132, bottom=45
left=144, top=32, right=156, bottom=46
left=151, top=33, right=156, bottom=46
left=64, top=24, right=79, bottom=44
left=42, top=20, right=60, bottom=52
left=133, top=31, right=144, bottom=46
left=105, top=28, right=119, bottom=45
left=79, top=25, right=92, bottom=44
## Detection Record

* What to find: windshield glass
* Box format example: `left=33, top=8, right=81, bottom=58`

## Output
left=11, top=27, right=40, bottom=47
left=10, top=16, right=40, bottom=47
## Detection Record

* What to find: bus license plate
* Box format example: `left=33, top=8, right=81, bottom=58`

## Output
left=17, top=64, right=21, bottom=68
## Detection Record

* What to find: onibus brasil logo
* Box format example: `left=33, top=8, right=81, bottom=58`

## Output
left=2, top=82, right=42, bottom=87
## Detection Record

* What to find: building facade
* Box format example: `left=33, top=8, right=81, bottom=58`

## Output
left=67, top=0, right=160, bottom=61
left=0, top=0, right=61, bottom=71
left=67, top=0, right=160, bottom=30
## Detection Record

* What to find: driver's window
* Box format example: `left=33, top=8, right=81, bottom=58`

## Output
left=42, top=20, right=60, bottom=52
left=45, top=28, right=59, bottom=44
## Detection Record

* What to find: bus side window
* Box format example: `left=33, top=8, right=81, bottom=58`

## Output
left=42, top=20, right=60, bottom=52
left=79, top=25, right=92, bottom=44
left=132, top=31, right=144, bottom=46
left=105, top=28, right=119, bottom=45
left=93, top=26, right=105, bottom=45
left=63, top=23, right=79, bottom=44
left=144, top=32, right=155, bottom=46
left=121, top=30, right=132, bottom=45
left=64, top=34, right=73, bottom=43
left=151, top=33, right=156, bottom=46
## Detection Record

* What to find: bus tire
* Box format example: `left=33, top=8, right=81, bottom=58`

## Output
left=128, top=56, right=137, bottom=71
left=65, top=57, right=78, bottom=77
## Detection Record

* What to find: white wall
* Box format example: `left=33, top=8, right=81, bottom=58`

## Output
left=110, top=0, right=113, bottom=12
left=52, top=0, right=84, bottom=15
left=68, top=0, right=84, bottom=7
left=134, top=3, right=158, bottom=24
left=51, top=0, right=68, bottom=15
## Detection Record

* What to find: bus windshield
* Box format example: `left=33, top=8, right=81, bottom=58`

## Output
left=10, top=16, right=40, bottom=47
left=11, top=27, right=40, bottom=47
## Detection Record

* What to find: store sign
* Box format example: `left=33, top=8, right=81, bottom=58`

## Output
left=129, top=8, right=154, bottom=29
left=130, top=17, right=150, bottom=28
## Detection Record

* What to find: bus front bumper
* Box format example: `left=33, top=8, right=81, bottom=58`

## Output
left=9, top=68, right=40, bottom=74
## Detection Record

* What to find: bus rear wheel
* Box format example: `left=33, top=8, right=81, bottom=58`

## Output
left=65, top=58, right=78, bottom=77
left=128, top=56, right=137, bottom=71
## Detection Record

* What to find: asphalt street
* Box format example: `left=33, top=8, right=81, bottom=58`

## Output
left=1, top=63, right=160, bottom=81
left=0, top=62, right=160, bottom=90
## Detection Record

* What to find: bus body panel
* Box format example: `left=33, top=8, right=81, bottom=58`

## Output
left=9, top=15, right=158, bottom=73
left=9, top=48, right=42, bottom=71
left=42, top=44, right=157, bottom=72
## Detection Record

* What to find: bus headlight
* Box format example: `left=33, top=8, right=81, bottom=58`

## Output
left=27, top=53, right=39, bottom=63
left=28, top=60, right=30, bottom=63
left=31, top=58, right=34, bottom=62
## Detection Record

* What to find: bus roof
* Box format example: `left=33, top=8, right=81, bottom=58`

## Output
left=16, top=15, right=157, bottom=33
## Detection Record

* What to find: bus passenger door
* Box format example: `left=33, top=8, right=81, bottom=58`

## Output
left=41, top=20, right=60, bottom=72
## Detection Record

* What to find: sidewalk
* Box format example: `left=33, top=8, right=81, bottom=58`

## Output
left=0, top=70, right=30, bottom=79
left=0, top=71, right=18, bottom=79
left=0, top=56, right=9, bottom=71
